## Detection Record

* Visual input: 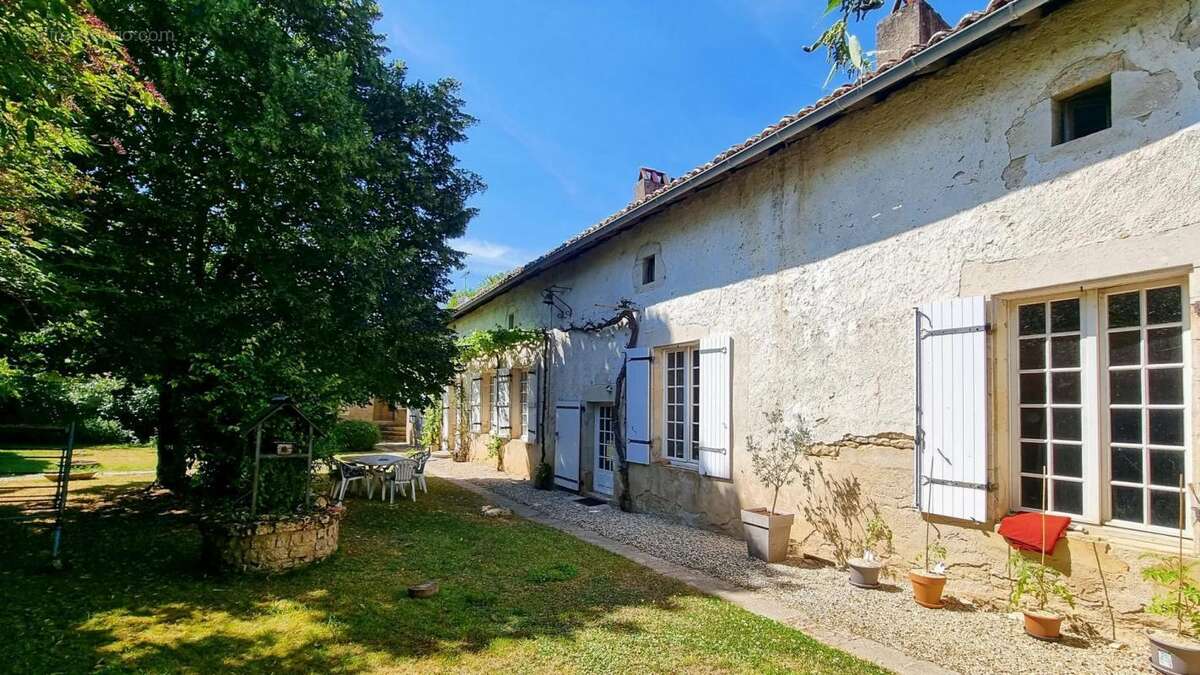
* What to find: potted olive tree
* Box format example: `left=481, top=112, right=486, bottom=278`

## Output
left=848, top=514, right=893, bottom=589
left=742, top=408, right=810, bottom=563
left=1009, top=550, right=1075, bottom=640
left=1143, top=479, right=1200, bottom=673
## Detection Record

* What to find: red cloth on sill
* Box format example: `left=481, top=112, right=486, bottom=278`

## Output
left=998, top=512, right=1071, bottom=554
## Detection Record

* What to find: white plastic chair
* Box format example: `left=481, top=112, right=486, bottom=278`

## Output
left=330, top=459, right=367, bottom=502
left=412, top=450, right=431, bottom=494
left=385, top=459, right=418, bottom=503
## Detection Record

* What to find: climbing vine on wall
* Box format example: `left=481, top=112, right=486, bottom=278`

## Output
left=456, top=327, right=543, bottom=366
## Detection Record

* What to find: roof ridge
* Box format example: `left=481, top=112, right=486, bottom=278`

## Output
left=455, top=0, right=1017, bottom=315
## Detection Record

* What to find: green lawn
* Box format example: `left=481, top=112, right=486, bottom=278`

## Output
left=0, top=444, right=156, bottom=476
left=0, top=477, right=885, bottom=674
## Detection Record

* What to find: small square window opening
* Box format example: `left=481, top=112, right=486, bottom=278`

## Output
left=641, top=254, right=656, bottom=285
left=1054, top=80, right=1111, bottom=146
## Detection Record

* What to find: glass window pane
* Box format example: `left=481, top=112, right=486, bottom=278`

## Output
left=1112, top=446, right=1142, bottom=483
left=1146, top=286, right=1182, bottom=325
left=1150, top=450, right=1186, bottom=488
left=1111, top=485, right=1143, bottom=522
left=1149, top=409, right=1185, bottom=447
left=1111, top=409, right=1142, bottom=444
left=1019, top=338, right=1045, bottom=370
left=1108, top=331, right=1141, bottom=366
left=1107, top=292, right=1141, bottom=329
left=1148, top=327, right=1183, bottom=365
left=1148, top=368, right=1184, bottom=405
left=1020, top=373, right=1046, bottom=404
left=1054, top=481, right=1083, bottom=515
left=1021, top=477, right=1043, bottom=509
left=1019, top=304, right=1046, bottom=336
left=1021, top=408, right=1047, bottom=439
left=1021, top=442, right=1047, bottom=474
left=1151, top=490, right=1184, bottom=529
left=1053, top=443, right=1082, bottom=478
left=1109, top=370, right=1141, bottom=404
left=1051, top=372, right=1080, bottom=404
left=1052, top=408, right=1081, bottom=441
left=1050, top=336, right=1080, bottom=368
left=1050, top=298, right=1080, bottom=333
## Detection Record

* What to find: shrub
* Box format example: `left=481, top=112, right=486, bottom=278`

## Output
left=75, top=418, right=135, bottom=444
left=419, top=403, right=440, bottom=449
left=328, top=420, right=381, bottom=454
left=533, top=462, right=553, bottom=490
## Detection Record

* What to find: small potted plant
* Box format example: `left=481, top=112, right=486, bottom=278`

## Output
left=533, top=461, right=553, bottom=490
left=741, top=408, right=810, bottom=563
left=1143, top=481, right=1200, bottom=673
left=910, top=540, right=948, bottom=609
left=485, top=435, right=505, bottom=471
left=1009, top=550, right=1075, bottom=640
left=848, top=514, right=892, bottom=589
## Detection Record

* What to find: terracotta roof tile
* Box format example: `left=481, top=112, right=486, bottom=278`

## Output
left=455, top=0, right=1021, bottom=314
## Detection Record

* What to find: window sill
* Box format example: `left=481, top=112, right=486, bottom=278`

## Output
left=999, top=511, right=1194, bottom=555
left=662, top=459, right=699, bottom=473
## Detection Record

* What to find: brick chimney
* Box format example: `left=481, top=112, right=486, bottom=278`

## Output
left=875, top=0, right=950, bottom=64
left=633, top=167, right=669, bottom=202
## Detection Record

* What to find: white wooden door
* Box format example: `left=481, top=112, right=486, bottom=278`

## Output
left=594, top=405, right=615, bottom=495
left=554, top=401, right=581, bottom=490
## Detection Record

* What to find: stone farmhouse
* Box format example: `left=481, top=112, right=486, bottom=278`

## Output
left=443, top=0, right=1200, bottom=634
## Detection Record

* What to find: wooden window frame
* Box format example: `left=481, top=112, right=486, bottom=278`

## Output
left=662, top=346, right=700, bottom=467
left=1006, top=278, right=1192, bottom=535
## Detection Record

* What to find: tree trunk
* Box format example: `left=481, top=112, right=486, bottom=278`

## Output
left=155, top=375, right=189, bottom=493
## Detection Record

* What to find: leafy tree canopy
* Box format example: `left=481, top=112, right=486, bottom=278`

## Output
left=447, top=270, right=510, bottom=309
left=804, top=0, right=888, bottom=84
left=0, top=0, right=164, bottom=314
left=5, top=0, right=483, bottom=498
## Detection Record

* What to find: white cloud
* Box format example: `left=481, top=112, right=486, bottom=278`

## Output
left=452, top=237, right=536, bottom=272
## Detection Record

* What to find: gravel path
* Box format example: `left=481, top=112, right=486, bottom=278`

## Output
left=429, top=457, right=1148, bottom=674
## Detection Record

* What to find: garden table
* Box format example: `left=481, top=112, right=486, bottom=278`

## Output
left=341, top=453, right=410, bottom=469
left=338, top=454, right=417, bottom=501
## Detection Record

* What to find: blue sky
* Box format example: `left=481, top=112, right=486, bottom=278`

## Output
left=378, top=0, right=982, bottom=290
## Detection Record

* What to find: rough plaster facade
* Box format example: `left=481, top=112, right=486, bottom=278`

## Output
left=451, top=0, right=1200, bottom=639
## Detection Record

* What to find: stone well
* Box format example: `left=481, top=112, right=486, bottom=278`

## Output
left=199, top=504, right=346, bottom=574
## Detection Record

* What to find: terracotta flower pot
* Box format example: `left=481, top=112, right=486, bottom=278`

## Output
left=1022, top=609, right=1063, bottom=640
left=740, top=508, right=794, bottom=563
left=1149, top=631, right=1200, bottom=674
left=848, top=557, right=882, bottom=589
left=909, top=568, right=946, bottom=608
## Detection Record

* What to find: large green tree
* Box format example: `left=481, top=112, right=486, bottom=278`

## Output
left=1, top=0, right=162, bottom=373
left=30, top=0, right=480, bottom=493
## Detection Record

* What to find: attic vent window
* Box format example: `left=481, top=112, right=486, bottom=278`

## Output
left=507, top=313, right=515, bottom=329
left=641, top=254, right=656, bottom=285
left=1054, top=80, right=1111, bottom=146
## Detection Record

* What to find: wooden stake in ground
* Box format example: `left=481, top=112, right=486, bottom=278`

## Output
left=1179, top=474, right=1186, bottom=636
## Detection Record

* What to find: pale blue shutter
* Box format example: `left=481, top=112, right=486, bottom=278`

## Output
left=625, top=348, right=652, bottom=464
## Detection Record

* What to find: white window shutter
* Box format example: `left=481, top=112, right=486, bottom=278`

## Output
left=441, top=387, right=451, bottom=452
left=625, top=347, right=652, bottom=464
left=916, top=296, right=988, bottom=522
left=495, top=369, right=511, bottom=437
left=698, top=334, right=732, bottom=479
left=524, top=369, right=539, bottom=442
